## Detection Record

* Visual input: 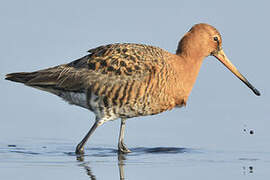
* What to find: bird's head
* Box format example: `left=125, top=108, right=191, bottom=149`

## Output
left=176, top=23, right=260, bottom=96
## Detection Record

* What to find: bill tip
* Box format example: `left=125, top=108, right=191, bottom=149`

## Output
left=253, top=88, right=261, bottom=96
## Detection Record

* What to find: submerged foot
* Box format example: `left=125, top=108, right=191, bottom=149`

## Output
left=75, top=144, right=85, bottom=155
left=118, top=141, right=131, bottom=153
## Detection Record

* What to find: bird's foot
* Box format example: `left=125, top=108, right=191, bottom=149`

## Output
left=75, top=144, right=85, bottom=155
left=118, top=141, right=131, bottom=153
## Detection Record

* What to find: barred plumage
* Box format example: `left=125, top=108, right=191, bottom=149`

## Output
left=5, top=23, right=260, bottom=154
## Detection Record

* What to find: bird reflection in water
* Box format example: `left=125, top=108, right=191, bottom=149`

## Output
left=76, top=152, right=126, bottom=180
left=75, top=147, right=190, bottom=179
left=78, top=162, right=97, bottom=180
left=118, top=153, right=126, bottom=180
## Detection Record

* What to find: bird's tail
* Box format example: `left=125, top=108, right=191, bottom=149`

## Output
left=5, top=69, right=62, bottom=95
left=5, top=72, right=40, bottom=84
left=5, top=65, right=84, bottom=95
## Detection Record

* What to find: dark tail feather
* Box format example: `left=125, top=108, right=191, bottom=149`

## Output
left=6, top=66, right=83, bottom=95
left=5, top=71, right=62, bottom=95
left=5, top=72, right=39, bottom=84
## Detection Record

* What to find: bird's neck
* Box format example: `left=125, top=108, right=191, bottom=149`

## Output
left=172, top=54, right=205, bottom=105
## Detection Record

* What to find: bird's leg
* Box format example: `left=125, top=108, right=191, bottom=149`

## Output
left=118, top=118, right=131, bottom=153
left=76, top=118, right=104, bottom=154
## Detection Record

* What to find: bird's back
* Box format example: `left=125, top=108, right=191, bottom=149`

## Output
left=6, top=43, right=183, bottom=120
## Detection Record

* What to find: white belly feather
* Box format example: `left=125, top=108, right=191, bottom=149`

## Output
left=60, top=92, right=88, bottom=109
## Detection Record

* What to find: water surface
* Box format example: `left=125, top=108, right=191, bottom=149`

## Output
left=1, top=138, right=269, bottom=179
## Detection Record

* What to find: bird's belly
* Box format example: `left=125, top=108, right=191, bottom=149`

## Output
left=58, top=91, right=174, bottom=120
left=60, top=92, right=88, bottom=109
left=59, top=91, right=119, bottom=121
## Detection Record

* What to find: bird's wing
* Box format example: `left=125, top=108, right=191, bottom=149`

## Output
left=24, top=43, right=167, bottom=94
left=71, top=43, right=166, bottom=77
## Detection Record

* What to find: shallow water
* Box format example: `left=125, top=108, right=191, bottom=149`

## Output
left=1, top=138, right=269, bottom=180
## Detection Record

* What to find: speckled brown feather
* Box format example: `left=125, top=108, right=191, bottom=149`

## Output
left=6, top=24, right=236, bottom=119
left=5, top=23, right=261, bottom=154
left=6, top=43, right=183, bottom=117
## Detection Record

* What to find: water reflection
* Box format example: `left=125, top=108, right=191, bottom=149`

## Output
left=118, top=153, right=126, bottom=180
left=78, top=162, right=97, bottom=180
left=2, top=144, right=260, bottom=179
left=242, top=166, right=254, bottom=175
left=76, top=152, right=127, bottom=180
left=75, top=147, right=190, bottom=180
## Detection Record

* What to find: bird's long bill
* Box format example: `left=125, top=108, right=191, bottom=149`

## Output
left=213, top=49, right=260, bottom=96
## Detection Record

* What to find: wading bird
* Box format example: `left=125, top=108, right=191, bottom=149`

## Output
left=6, top=23, right=260, bottom=154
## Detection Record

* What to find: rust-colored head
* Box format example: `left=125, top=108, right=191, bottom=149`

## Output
left=176, top=23, right=222, bottom=58
left=177, top=23, right=260, bottom=96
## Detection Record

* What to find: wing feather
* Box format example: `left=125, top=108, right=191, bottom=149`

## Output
left=19, top=43, right=168, bottom=94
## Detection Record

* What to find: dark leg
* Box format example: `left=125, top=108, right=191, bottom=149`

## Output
left=76, top=118, right=103, bottom=154
left=118, top=118, right=131, bottom=153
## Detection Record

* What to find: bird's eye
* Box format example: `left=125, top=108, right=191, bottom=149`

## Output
left=213, top=36, right=219, bottom=41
